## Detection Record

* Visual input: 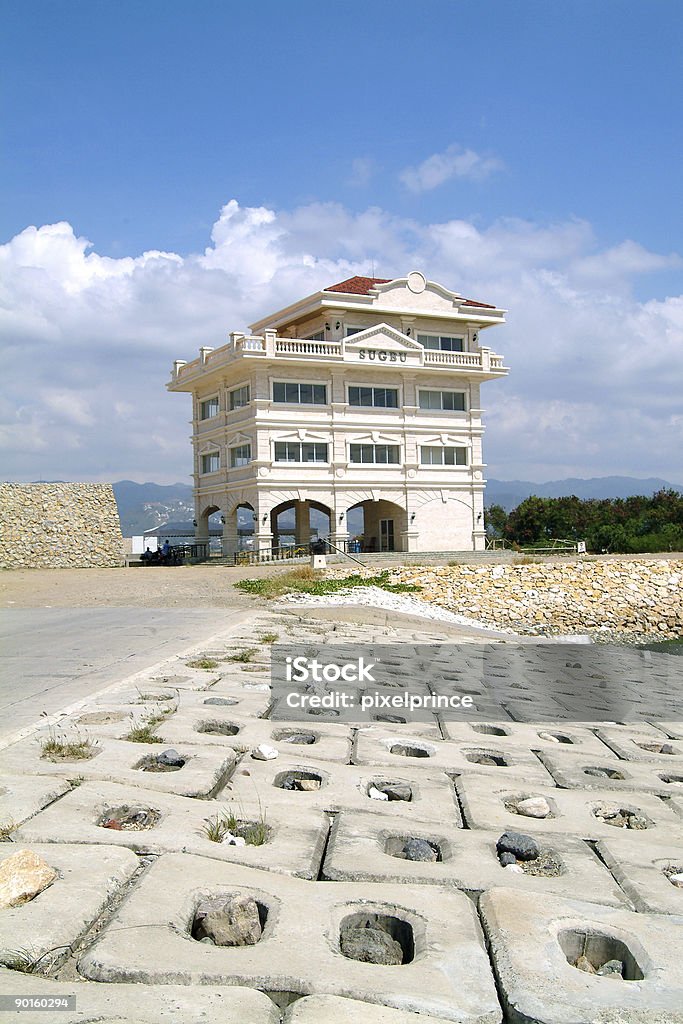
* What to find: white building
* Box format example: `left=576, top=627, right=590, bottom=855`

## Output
left=167, top=272, right=508, bottom=556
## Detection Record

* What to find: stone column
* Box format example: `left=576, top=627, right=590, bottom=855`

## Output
left=294, top=501, right=311, bottom=547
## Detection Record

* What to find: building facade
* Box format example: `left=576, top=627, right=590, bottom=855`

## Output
left=167, top=271, right=508, bottom=555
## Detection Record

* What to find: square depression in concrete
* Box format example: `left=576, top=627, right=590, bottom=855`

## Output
left=14, top=780, right=330, bottom=879
left=78, top=853, right=501, bottom=1024
left=0, top=968, right=279, bottom=1024
left=0, top=843, right=138, bottom=971
left=321, top=811, right=628, bottom=907
left=0, top=736, right=236, bottom=799
left=479, top=886, right=683, bottom=1023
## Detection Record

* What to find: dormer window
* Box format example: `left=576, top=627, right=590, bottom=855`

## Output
left=417, top=334, right=464, bottom=352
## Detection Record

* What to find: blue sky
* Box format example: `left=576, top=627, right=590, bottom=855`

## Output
left=1, top=0, right=682, bottom=484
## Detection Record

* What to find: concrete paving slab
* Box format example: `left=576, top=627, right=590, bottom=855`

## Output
left=0, top=844, right=138, bottom=971
left=0, top=969, right=279, bottom=1024
left=158, top=708, right=353, bottom=762
left=455, top=776, right=683, bottom=841
left=538, top=747, right=683, bottom=796
left=322, top=811, right=628, bottom=907
left=0, top=776, right=70, bottom=830
left=14, top=781, right=329, bottom=879
left=0, top=736, right=236, bottom=798
left=443, top=720, right=615, bottom=757
left=285, top=993, right=457, bottom=1023
left=597, top=839, right=683, bottom=915
left=354, top=730, right=553, bottom=783
left=228, top=754, right=462, bottom=824
left=596, top=727, right=683, bottom=764
left=479, top=885, right=683, bottom=1023
left=78, top=853, right=501, bottom=1023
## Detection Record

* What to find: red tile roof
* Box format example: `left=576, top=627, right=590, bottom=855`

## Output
left=324, top=276, right=391, bottom=294
left=324, top=275, right=497, bottom=308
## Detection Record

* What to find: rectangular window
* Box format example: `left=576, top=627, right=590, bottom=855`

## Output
left=273, top=441, right=328, bottom=463
left=201, top=452, right=220, bottom=473
left=230, top=444, right=251, bottom=468
left=418, top=390, right=466, bottom=411
left=229, top=385, right=250, bottom=410
left=417, top=334, right=464, bottom=352
left=272, top=382, right=327, bottom=404
left=345, top=326, right=364, bottom=336
left=420, top=446, right=467, bottom=466
left=200, top=397, right=219, bottom=420
left=348, top=386, right=399, bottom=408
left=305, top=330, right=325, bottom=342
left=349, top=443, right=400, bottom=464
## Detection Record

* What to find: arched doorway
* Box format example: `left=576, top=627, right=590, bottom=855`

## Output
left=347, top=499, right=408, bottom=552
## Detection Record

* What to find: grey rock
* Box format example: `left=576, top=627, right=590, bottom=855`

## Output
left=340, top=926, right=404, bottom=965
left=194, top=895, right=262, bottom=947
left=283, top=733, right=315, bottom=744
left=496, top=831, right=540, bottom=861
left=597, top=959, right=624, bottom=978
left=402, top=839, right=438, bottom=862
left=499, top=852, right=517, bottom=867
left=204, top=697, right=238, bottom=706
left=157, top=748, right=184, bottom=767
left=379, top=783, right=412, bottom=802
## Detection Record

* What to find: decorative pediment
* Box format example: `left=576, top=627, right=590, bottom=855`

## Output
left=226, top=431, right=252, bottom=447
left=350, top=431, right=401, bottom=444
left=198, top=440, right=221, bottom=454
left=421, top=433, right=471, bottom=446
left=274, top=429, right=329, bottom=442
left=343, top=323, right=424, bottom=352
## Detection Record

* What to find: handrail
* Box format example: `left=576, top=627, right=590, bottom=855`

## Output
left=325, top=539, right=366, bottom=567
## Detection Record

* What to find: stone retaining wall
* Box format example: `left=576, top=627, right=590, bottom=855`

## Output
left=373, top=558, right=683, bottom=639
left=0, top=483, right=124, bottom=568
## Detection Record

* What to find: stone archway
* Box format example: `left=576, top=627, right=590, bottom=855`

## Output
left=347, top=498, right=408, bottom=552
left=270, top=498, right=332, bottom=550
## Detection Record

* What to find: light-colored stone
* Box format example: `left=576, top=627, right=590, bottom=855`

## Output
left=0, top=850, right=57, bottom=908
left=516, top=796, right=551, bottom=818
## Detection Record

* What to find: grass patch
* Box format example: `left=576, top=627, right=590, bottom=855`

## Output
left=0, top=820, right=17, bottom=842
left=67, top=776, right=85, bottom=789
left=201, top=808, right=269, bottom=846
left=227, top=647, right=258, bottom=663
left=186, top=658, right=220, bottom=670
left=259, top=632, right=279, bottom=644
left=39, top=727, right=97, bottom=762
left=125, top=723, right=164, bottom=744
left=235, top=568, right=422, bottom=600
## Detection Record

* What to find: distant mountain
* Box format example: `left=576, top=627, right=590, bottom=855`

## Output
left=112, top=476, right=683, bottom=533
left=113, top=480, right=194, bottom=536
left=486, top=476, right=683, bottom=511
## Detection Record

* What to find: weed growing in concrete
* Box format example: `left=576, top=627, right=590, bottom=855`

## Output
left=201, top=801, right=269, bottom=846
left=186, top=658, right=220, bottom=670
left=125, top=721, right=163, bottom=744
left=0, top=820, right=17, bottom=842
left=67, top=776, right=85, bottom=788
left=39, top=726, right=97, bottom=762
left=227, top=648, right=258, bottom=663
left=259, top=632, right=279, bottom=644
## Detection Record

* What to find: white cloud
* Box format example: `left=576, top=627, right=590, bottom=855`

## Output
left=1, top=199, right=681, bottom=485
left=399, top=144, right=502, bottom=192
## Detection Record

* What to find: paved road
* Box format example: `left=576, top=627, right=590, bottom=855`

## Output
left=0, top=608, right=251, bottom=743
